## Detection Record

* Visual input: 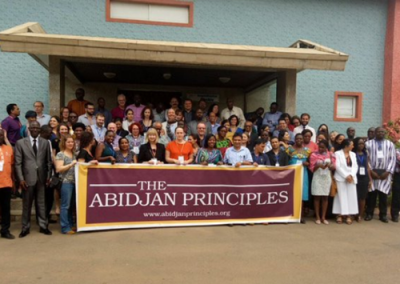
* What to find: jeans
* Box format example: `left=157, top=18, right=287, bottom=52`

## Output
left=60, top=183, right=75, bottom=233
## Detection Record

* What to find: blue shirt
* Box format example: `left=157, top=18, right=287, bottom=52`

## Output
left=223, top=146, right=253, bottom=165
left=251, top=152, right=270, bottom=165
left=91, top=125, right=107, bottom=142
left=262, top=111, right=282, bottom=132
left=211, top=123, right=220, bottom=135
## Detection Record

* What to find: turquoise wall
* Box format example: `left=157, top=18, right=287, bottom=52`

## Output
left=0, top=0, right=388, bottom=135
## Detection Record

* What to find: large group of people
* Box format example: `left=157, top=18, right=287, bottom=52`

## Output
left=0, top=87, right=399, bottom=240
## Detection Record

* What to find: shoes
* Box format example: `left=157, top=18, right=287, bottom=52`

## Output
left=19, top=229, right=30, bottom=238
left=364, top=215, right=373, bottom=221
left=63, top=230, right=75, bottom=235
left=322, top=220, right=329, bottom=225
left=392, top=216, right=399, bottom=223
left=39, top=228, right=52, bottom=235
left=300, top=218, right=306, bottom=224
left=379, top=216, right=389, bottom=223
left=346, top=217, right=353, bottom=225
left=315, top=220, right=321, bottom=225
left=1, top=232, right=15, bottom=239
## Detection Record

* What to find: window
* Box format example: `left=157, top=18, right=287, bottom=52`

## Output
left=334, top=92, right=363, bottom=122
left=106, top=0, right=194, bottom=27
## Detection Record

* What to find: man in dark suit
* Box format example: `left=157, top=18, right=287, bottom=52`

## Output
left=15, top=121, right=52, bottom=237
left=243, top=120, right=259, bottom=150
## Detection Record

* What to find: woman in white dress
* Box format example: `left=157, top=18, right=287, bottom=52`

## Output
left=333, top=139, right=359, bottom=225
left=310, top=140, right=335, bottom=225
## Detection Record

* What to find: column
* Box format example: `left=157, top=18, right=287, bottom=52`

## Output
left=48, top=56, right=65, bottom=116
left=277, top=70, right=297, bottom=115
left=383, top=0, right=400, bottom=122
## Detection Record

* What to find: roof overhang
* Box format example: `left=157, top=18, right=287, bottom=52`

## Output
left=0, top=22, right=349, bottom=72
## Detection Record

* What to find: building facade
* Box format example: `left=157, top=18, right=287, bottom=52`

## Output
left=0, top=0, right=395, bottom=135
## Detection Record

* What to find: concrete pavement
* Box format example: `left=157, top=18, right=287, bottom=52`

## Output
left=2, top=217, right=400, bottom=284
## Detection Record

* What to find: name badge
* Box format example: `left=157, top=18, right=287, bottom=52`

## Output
left=133, top=147, right=139, bottom=155
left=178, top=156, right=184, bottom=164
left=275, top=162, right=280, bottom=167
left=377, top=150, right=384, bottom=159
left=0, top=161, right=3, bottom=172
left=360, top=167, right=366, bottom=176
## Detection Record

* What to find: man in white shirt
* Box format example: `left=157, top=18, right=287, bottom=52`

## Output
left=293, top=113, right=316, bottom=142
left=91, top=113, right=107, bottom=142
left=220, top=98, right=245, bottom=128
left=208, top=112, right=220, bottom=135
left=223, top=133, right=254, bottom=167
left=77, top=102, right=96, bottom=127
left=162, top=109, right=178, bottom=141
left=34, top=101, right=51, bottom=126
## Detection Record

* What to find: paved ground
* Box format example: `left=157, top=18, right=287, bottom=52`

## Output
left=2, top=216, right=400, bottom=284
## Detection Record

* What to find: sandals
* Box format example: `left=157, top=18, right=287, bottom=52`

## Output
left=346, top=217, right=353, bottom=225
left=336, top=216, right=343, bottom=224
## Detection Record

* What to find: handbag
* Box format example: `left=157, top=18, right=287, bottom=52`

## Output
left=49, top=175, right=62, bottom=190
left=329, top=152, right=337, bottom=197
left=330, top=173, right=337, bottom=197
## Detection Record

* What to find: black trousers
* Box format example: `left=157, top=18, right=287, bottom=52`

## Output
left=391, top=174, right=400, bottom=218
left=366, top=190, right=388, bottom=218
left=0, top=187, right=12, bottom=234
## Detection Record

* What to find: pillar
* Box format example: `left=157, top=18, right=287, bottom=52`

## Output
left=277, top=70, right=297, bottom=114
left=48, top=56, right=65, bottom=116
left=383, top=0, right=400, bottom=123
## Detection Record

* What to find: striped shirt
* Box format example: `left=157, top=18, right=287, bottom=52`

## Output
left=365, top=139, right=396, bottom=194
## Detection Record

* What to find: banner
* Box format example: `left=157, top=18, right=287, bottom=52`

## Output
left=75, top=164, right=303, bottom=232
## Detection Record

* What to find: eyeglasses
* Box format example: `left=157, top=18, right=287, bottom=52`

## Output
left=69, top=116, right=77, bottom=118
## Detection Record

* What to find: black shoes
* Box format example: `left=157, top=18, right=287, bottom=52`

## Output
left=379, top=216, right=389, bottom=223
left=39, top=228, right=52, bottom=235
left=392, top=216, right=399, bottom=223
left=364, top=215, right=373, bottom=221
left=19, top=229, right=30, bottom=238
left=1, top=232, right=15, bottom=240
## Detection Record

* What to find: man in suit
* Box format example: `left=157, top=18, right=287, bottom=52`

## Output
left=15, top=121, right=53, bottom=237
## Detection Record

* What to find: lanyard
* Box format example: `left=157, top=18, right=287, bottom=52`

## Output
left=95, top=127, right=103, bottom=138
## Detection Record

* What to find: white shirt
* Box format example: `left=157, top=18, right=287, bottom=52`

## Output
left=29, top=135, right=39, bottom=148
left=220, top=106, right=246, bottom=128
left=293, top=125, right=316, bottom=143
left=36, top=114, right=51, bottom=127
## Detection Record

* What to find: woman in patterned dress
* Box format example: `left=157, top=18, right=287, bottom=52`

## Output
left=287, top=133, right=311, bottom=223
left=196, top=134, right=223, bottom=165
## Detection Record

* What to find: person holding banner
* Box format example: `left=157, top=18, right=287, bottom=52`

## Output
left=251, top=139, right=270, bottom=166
left=223, top=133, right=253, bottom=167
left=55, top=135, right=77, bottom=234
left=95, top=130, right=116, bottom=164
left=309, top=139, right=335, bottom=225
left=287, top=133, right=311, bottom=223
left=115, top=137, right=135, bottom=163
left=137, top=128, right=165, bottom=164
left=195, top=134, right=223, bottom=165
left=165, top=127, right=194, bottom=165
left=333, top=139, right=358, bottom=225
left=267, top=137, right=289, bottom=167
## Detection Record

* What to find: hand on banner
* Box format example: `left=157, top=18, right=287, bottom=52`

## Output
left=253, top=162, right=259, bottom=167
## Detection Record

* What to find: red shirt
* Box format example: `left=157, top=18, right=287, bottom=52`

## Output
left=111, top=106, right=126, bottom=120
